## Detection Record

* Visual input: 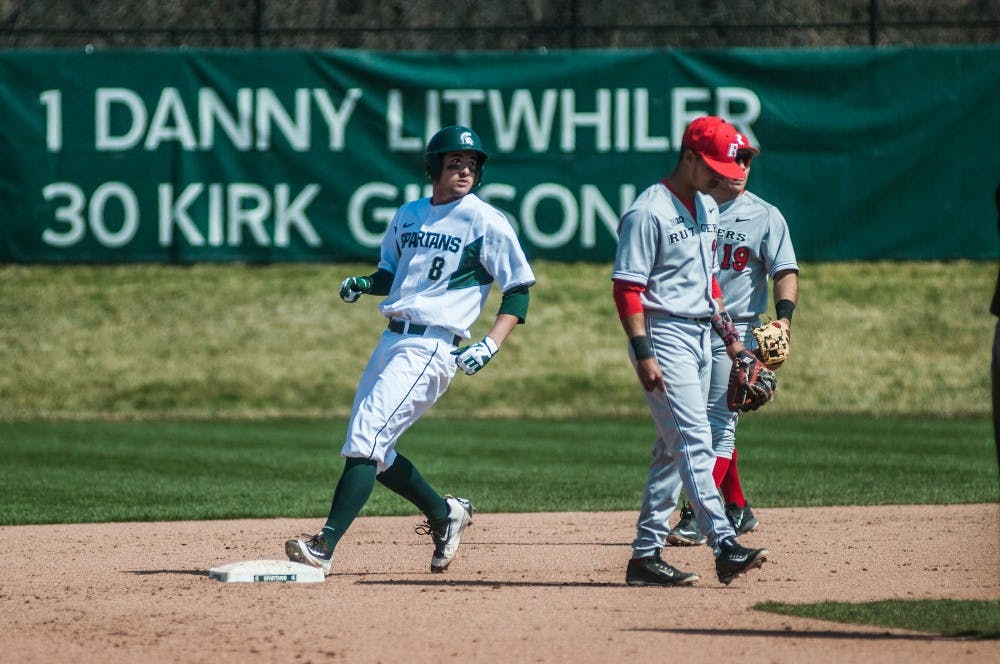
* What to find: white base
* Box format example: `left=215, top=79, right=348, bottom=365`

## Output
left=208, top=559, right=325, bottom=583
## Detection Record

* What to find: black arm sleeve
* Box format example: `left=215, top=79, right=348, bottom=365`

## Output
left=366, top=268, right=395, bottom=296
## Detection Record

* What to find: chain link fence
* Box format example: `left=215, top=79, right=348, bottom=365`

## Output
left=2, top=0, right=998, bottom=49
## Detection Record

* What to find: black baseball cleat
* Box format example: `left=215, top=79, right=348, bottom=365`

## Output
left=725, top=503, right=760, bottom=536
left=626, top=551, right=699, bottom=587
left=715, top=536, right=768, bottom=585
left=667, top=504, right=706, bottom=546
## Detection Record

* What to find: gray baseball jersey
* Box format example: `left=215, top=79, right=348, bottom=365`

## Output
left=714, top=191, right=798, bottom=319
left=709, top=189, right=799, bottom=460
left=613, top=180, right=737, bottom=554
left=612, top=181, right=721, bottom=318
left=378, top=193, right=536, bottom=340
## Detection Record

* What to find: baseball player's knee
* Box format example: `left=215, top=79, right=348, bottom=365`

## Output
left=712, top=434, right=735, bottom=458
left=343, top=456, right=378, bottom=469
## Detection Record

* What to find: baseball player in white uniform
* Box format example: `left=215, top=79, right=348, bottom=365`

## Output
left=667, top=137, right=799, bottom=545
left=612, top=116, right=771, bottom=586
left=286, top=126, right=535, bottom=575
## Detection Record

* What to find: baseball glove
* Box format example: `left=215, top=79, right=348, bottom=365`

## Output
left=751, top=320, right=790, bottom=369
left=727, top=349, right=777, bottom=412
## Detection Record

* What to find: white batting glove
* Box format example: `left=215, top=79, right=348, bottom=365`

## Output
left=451, top=336, right=499, bottom=375
left=339, top=276, right=371, bottom=303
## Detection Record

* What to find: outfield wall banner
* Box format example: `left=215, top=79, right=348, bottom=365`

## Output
left=1, top=47, right=998, bottom=263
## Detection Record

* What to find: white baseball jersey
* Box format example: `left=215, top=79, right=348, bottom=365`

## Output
left=344, top=191, right=534, bottom=472
left=612, top=181, right=720, bottom=318
left=378, top=193, right=536, bottom=339
left=714, top=190, right=799, bottom=319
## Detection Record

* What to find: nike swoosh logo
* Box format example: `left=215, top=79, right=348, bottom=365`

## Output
left=735, top=217, right=751, bottom=223
left=402, top=222, right=415, bottom=228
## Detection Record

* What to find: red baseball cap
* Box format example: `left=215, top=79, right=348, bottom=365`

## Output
left=681, top=116, right=759, bottom=179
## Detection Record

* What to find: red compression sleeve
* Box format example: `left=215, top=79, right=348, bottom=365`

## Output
left=712, top=456, right=730, bottom=489
left=721, top=449, right=747, bottom=506
left=711, top=276, right=723, bottom=300
left=613, top=279, right=645, bottom=319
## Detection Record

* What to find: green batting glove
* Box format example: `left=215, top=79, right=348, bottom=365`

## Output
left=339, top=276, right=372, bottom=303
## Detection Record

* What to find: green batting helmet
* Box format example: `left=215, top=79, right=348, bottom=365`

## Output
left=424, top=125, right=489, bottom=187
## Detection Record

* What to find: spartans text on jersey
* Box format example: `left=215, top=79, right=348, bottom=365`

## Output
left=400, top=231, right=462, bottom=252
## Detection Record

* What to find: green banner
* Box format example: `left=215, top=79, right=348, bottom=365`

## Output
left=1, top=47, right=998, bottom=263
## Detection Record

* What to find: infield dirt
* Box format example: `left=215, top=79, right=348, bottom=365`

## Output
left=2, top=504, right=997, bottom=663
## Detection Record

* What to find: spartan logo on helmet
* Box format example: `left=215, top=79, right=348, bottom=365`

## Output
left=425, top=125, right=489, bottom=187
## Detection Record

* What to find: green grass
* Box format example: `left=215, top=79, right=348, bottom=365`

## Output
left=2, top=261, right=997, bottom=637
left=0, top=260, right=995, bottom=420
left=756, top=599, right=1000, bottom=639
left=2, top=415, right=995, bottom=525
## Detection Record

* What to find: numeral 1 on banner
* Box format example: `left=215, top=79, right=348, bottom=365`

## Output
left=40, top=90, right=62, bottom=152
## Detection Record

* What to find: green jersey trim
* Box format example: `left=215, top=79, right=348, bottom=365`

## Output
left=498, top=286, right=530, bottom=322
left=447, top=237, right=494, bottom=290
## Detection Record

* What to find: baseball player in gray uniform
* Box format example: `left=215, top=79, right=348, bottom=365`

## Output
left=668, top=137, right=799, bottom=545
left=286, top=125, right=535, bottom=575
left=612, top=116, right=771, bottom=586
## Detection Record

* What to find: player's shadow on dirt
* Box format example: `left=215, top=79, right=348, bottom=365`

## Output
left=359, top=579, right=622, bottom=588
left=629, top=627, right=981, bottom=642
left=129, top=569, right=212, bottom=577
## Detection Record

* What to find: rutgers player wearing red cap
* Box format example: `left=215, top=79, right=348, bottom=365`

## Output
left=668, top=132, right=799, bottom=546
left=613, top=116, right=771, bottom=586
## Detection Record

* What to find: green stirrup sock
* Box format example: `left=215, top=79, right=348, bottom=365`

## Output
left=376, top=453, right=448, bottom=521
left=322, top=457, right=378, bottom=548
